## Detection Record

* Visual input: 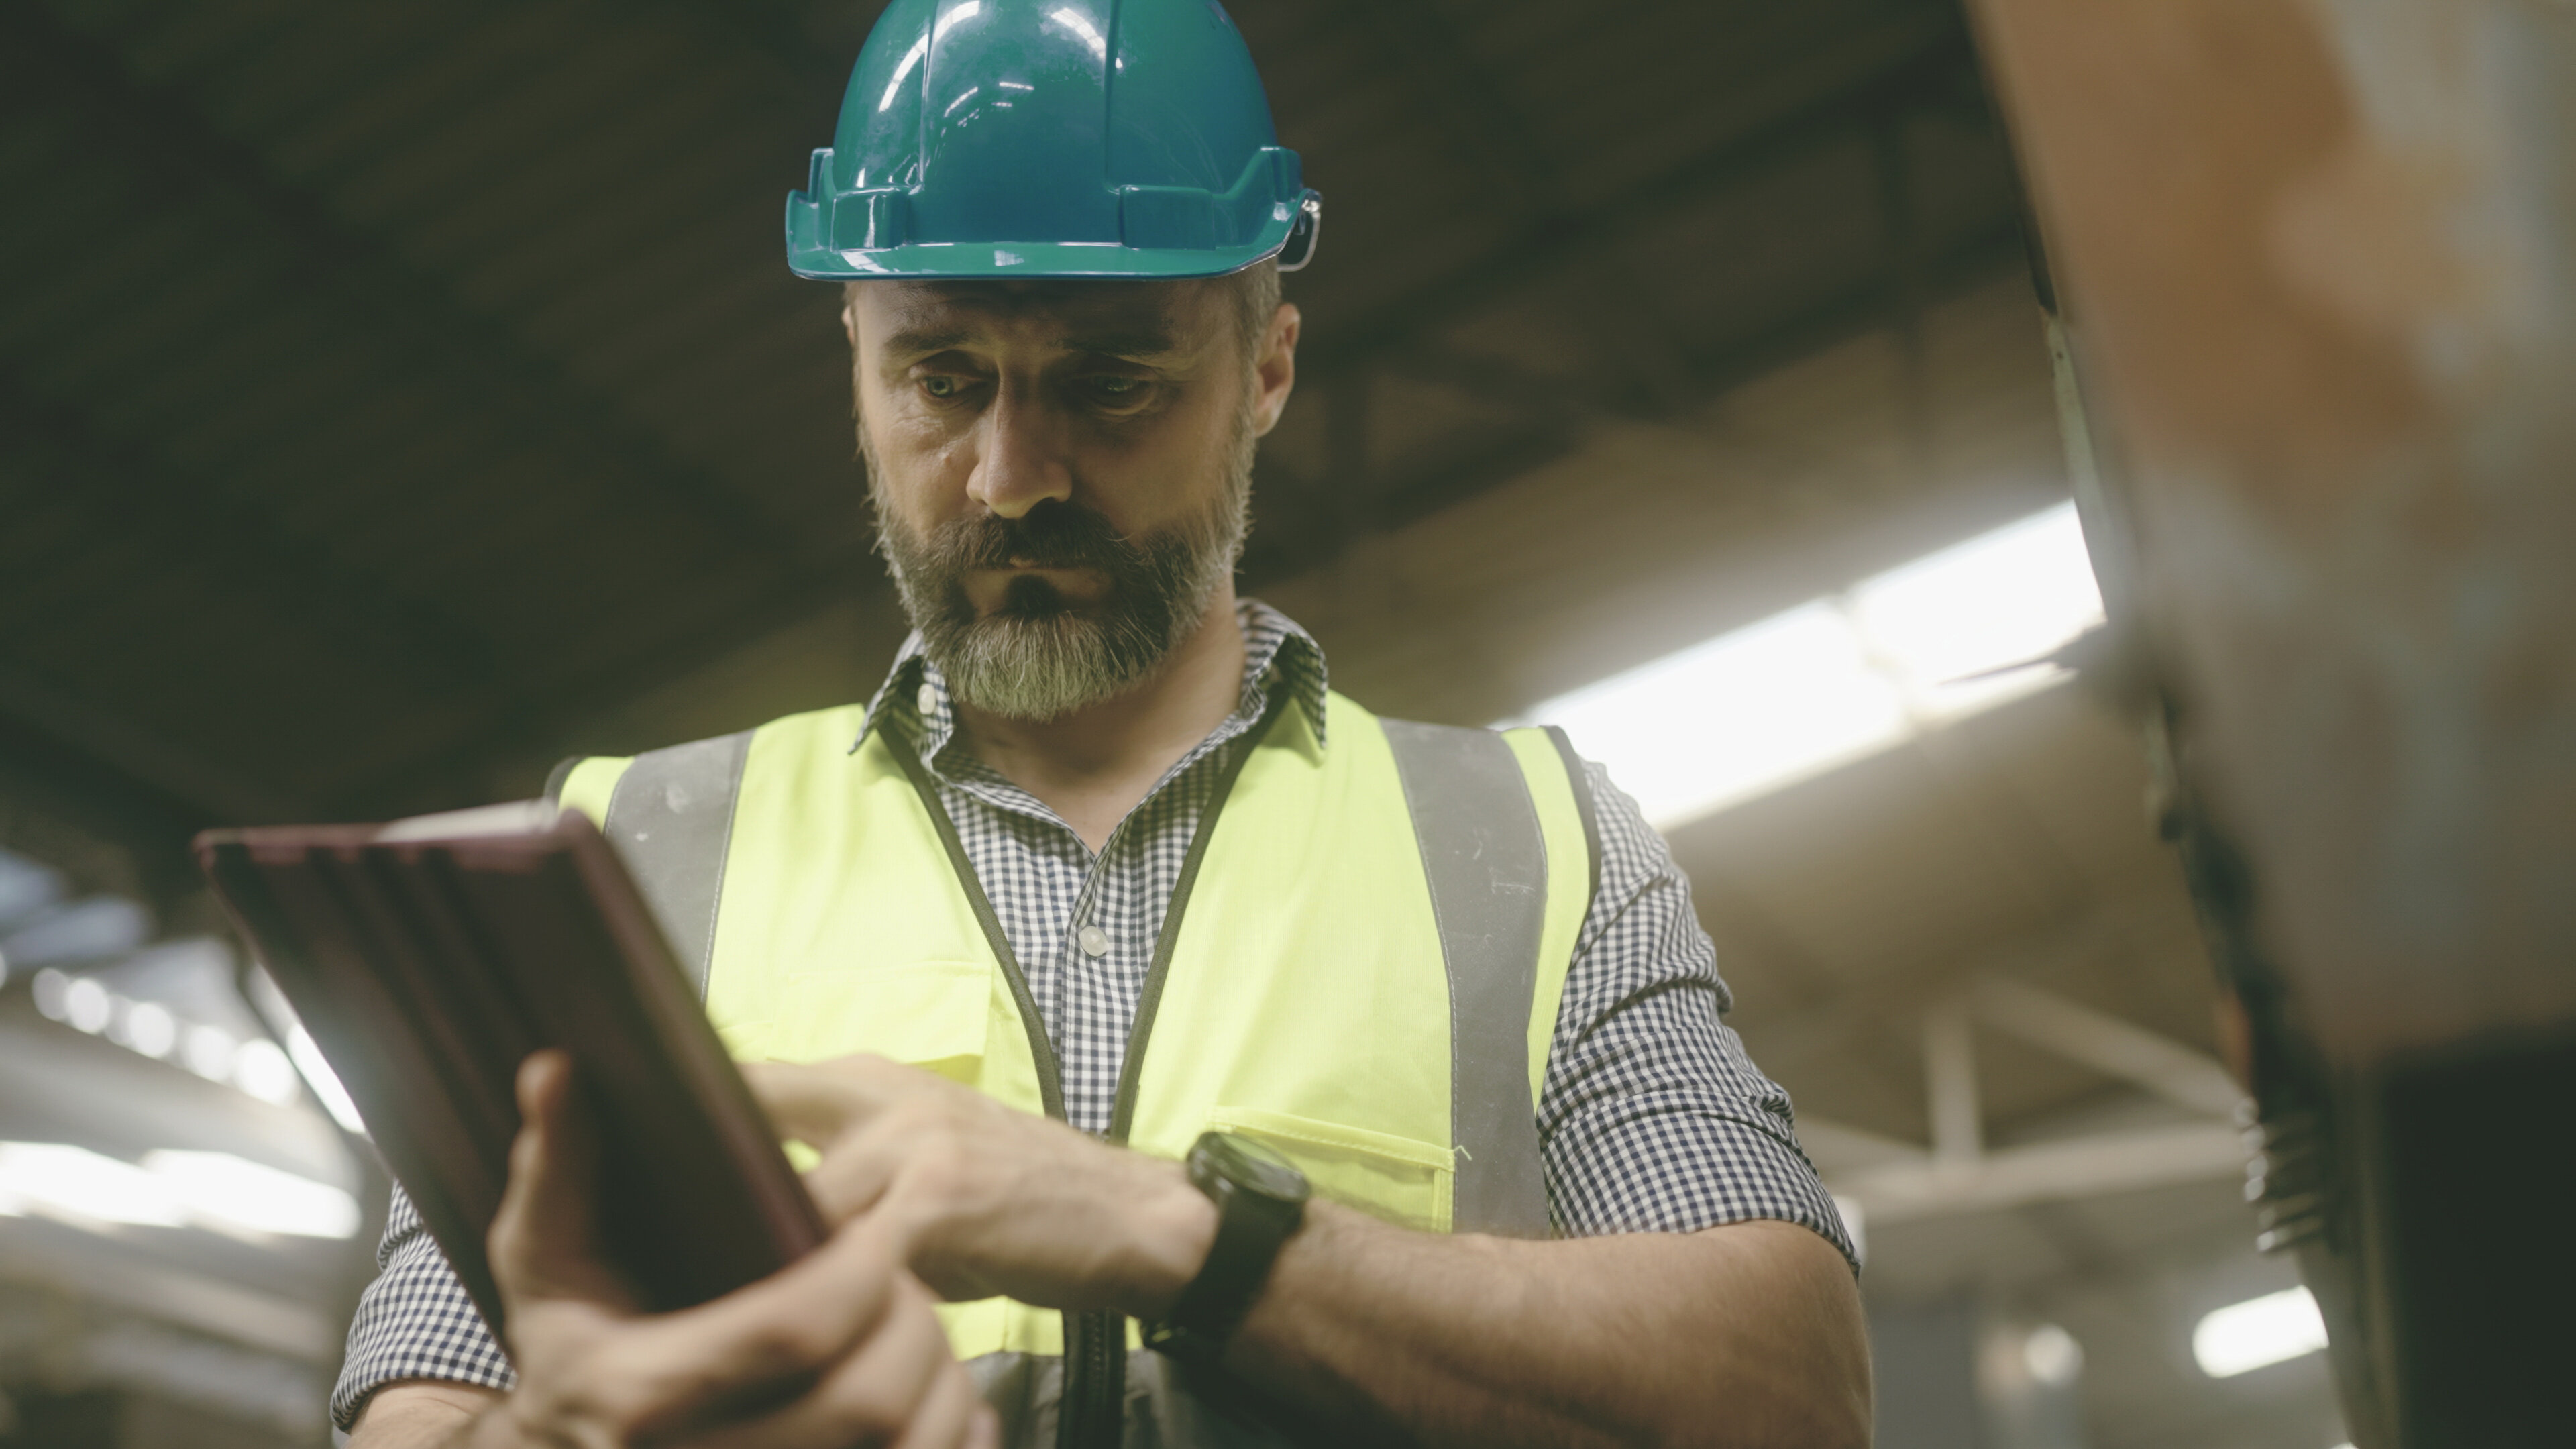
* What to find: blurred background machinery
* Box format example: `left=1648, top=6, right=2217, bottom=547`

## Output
left=1972, top=0, right=2576, bottom=1444
left=13, top=0, right=2544, bottom=1444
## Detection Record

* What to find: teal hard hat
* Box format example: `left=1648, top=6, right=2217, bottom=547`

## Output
left=786, top=0, right=1321, bottom=281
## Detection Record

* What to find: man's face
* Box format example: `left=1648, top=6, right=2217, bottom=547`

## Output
left=845, top=276, right=1295, bottom=720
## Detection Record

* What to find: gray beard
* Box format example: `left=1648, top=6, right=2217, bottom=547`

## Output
left=863, top=417, right=1255, bottom=722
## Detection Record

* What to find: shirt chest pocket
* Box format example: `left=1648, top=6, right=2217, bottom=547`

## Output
left=716, top=959, right=994, bottom=1084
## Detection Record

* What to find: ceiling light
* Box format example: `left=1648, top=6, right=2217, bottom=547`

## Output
left=1507, top=502, right=2106, bottom=829
left=120, top=1000, right=177, bottom=1059
left=1848, top=504, right=2104, bottom=720
left=2193, top=1285, right=2329, bottom=1377
left=0, top=1143, right=358, bottom=1240
left=30, top=967, right=68, bottom=1021
left=182, top=1024, right=239, bottom=1081
left=1520, top=600, right=1911, bottom=826
left=64, top=977, right=111, bottom=1034
left=0, top=1143, right=184, bottom=1228
left=140, top=1150, right=359, bottom=1239
left=230, top=1038, right=300, bottom=1106
left=2023, top=1323, right=2084, bottom=1387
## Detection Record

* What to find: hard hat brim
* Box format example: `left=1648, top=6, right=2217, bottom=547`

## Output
left=785, top=206, right=1307, bottom=283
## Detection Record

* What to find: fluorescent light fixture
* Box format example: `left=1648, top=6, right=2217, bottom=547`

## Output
left=119, top=1000, right=177, bottom=1059
left=2193, top=1285, right=2329, bottom=1377
left=64, top=976, right=111, bottom=1034
left=30, top=967, right=67, bottom=1020
left=2023, top=1323, right=2084, bottom=1387
left=0, top=1142, right=356, bottom=1240
left=141, top=1150, right=359, bottom=1239
left=0, top=1143, right=184, bottom=1228
left=1848, top=505, right=2108, bottom=720
left=231, top=1038, right=301, bottom=1106
left=182, top=1023, right=239, bottom=1081
left=1508, top=502, right=2104, bottom=829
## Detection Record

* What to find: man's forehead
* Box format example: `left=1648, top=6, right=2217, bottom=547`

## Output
left=863, top=278, right=1216, bottom=355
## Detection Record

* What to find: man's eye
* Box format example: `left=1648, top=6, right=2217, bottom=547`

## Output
left=1087, top=376, right=1146, bottom=401
left=922, top=375, right=960, bottom=398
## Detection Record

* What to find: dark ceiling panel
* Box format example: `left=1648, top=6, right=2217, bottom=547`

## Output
left=1, top=0, right=2026, bottom=857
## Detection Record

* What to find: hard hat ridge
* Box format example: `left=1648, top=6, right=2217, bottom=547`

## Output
left=786, top=0, right=1321, bottom=280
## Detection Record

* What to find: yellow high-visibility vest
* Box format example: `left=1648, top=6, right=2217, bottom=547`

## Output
left=553, top=687, right=1595, bottom=1442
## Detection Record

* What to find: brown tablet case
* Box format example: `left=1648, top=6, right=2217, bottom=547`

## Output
left=195, top=802, right=825, bottom=1336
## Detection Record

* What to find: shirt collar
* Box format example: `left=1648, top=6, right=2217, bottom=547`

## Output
left=854, top=598, right=1330, bottom=765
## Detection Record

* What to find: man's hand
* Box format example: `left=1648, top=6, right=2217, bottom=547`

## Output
left=741, top=1055, right=1869, bottom=1448
left=351, top=1051, right=996, bottom=1448
left=743, top=1055, right=1216, bottom=1318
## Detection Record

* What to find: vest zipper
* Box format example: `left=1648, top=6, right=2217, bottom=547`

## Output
left=888, top=699, right=1286, bottom=1449
left=1059, top=1308, right=1123, bottom=1449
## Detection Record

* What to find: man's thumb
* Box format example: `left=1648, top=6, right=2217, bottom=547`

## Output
left=488, top=1050, right=634, bottom=1311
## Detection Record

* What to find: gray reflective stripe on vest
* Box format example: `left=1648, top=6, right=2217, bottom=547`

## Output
left=601, top=729, right=755, bottom=1000
left=598, top=717, right=1556, bottom=1234
left=1379, top=719, right=1554, bottom=1240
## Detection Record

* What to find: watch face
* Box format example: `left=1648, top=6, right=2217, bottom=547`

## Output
left=1201, top=1132, right=1310, bottom=1203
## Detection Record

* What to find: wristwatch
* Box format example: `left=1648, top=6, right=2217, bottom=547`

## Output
left=1143, top=1132, right=1309, bottom=1366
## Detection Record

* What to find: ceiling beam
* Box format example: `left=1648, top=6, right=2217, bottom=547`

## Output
left=1924, top=998, right=1985, bottom=1167
left=1734, top=890, right=2191, bottom=1073
left=1363, top=0, right=1701, bottom=413
left=1245, top=217, right=2028, bottom=585
left=1972, top=977, right=2247, bottom=1119
left=1367, top=186, right=2029, bottom=439
left=1303, top=20, right=1985, bottom=375
left=1831, top=1120, right=2245, bottom=1226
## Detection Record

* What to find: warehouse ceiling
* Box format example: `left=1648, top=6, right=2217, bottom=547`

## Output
left=0, top=0, right=2022, bottom=865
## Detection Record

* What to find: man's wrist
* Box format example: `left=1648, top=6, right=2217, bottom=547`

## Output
left=1120, top=1154, right=1221, bottom=1320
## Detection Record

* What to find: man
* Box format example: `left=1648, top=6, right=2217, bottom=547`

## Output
left=343, top=2, right=1870, bottom=1445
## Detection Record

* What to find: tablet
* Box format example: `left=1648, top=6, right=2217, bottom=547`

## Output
left=196, top=802, right=824, bottom=1334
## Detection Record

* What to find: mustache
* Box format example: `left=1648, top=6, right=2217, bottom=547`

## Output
left=918, top=502, right=1151, bottom=574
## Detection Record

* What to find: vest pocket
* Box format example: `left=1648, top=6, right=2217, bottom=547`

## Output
left=717, top=959, right=994, bottom=1084
left=1204, top=1106, right=1454, bottom=1234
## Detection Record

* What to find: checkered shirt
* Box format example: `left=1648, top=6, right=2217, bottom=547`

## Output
left=331, top=599, right=1854, bottom=1428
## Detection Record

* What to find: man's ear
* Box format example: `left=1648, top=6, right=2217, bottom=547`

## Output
left=1251, top=302, right=1301, bottom=438
left=841, top=290, right=860, bottom=347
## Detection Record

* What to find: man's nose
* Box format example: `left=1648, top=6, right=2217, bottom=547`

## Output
left=967, top=386, right=1074, bottom=519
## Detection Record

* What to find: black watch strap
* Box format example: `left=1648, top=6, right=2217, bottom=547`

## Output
left=1144, top=1132, right=1308, bottom=1364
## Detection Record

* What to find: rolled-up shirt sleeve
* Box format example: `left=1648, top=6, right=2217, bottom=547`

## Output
left=330, top=1185, right=515, bottom=1430
left=1536, top=759, right=1858, bottom=1269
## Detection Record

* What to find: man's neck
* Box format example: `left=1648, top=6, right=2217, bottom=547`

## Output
left=953, top=584, right=1249, bottom=852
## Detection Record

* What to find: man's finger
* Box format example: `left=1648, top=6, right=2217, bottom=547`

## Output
left=488, top=1049, right=635, bottom=1312
left=743, top=1055, right=915, bottom=1146
left=889, top=1356, right=994, bottom=1449
left=680, top=1275, right=960, bottom=1449
left=599, top=1209, right=912, bottom=1433
left=797, top=1120, right=910, bottom=1225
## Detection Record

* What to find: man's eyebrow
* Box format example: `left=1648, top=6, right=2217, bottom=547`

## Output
left=881, top=326, right=973, bottom=359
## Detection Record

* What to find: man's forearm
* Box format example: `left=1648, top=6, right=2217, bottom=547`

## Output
left=345, top=1381, right=506, bottom=1448
left=1214, top=1206, right=1870, bottom=1449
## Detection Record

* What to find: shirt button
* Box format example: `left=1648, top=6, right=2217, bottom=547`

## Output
left=916, top=683, right=938, bottom=716
left=1077, top=925, right=1110, bottom=958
